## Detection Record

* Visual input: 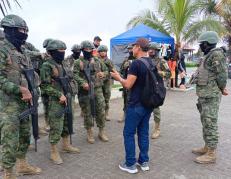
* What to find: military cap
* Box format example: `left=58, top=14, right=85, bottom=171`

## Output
left=149, top=42, right=161, bottom=50
left=1, top=14, right=28, bottom=30
left=46, top=39, right=66, bottom=51
left=43, top=38, right=53, bottom=48
left=97, top=45, right=108, bottom=52
left=132, top=38, right=150, bottom=51
left=198, top=31, right=219, bottom=44
left=80, top=40, right=95, bottom=49
left=71, top=44, right=81, bottom=51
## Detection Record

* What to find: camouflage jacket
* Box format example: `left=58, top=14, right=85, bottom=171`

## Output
left=98, top=57, right=114, bottom=81
left=73, top=57, right=108, bottom=91
left=22, top=42, right=44, bottom=73
left=63, top=54, right=78, bottom=95
left=120, top=56, right=136, bottom=79
left=152, top=57, right=171, bottom=79
left=196, top=48, right=228, bottom=98
left=40, top=58, right=66, bottom=100
left=0, top=39, right=34, bottom=107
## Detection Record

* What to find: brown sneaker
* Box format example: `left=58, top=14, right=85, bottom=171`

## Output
left=62, top=136, right=80, bottom=153
left=16, top=158, right=42, bottom=175
left=195, top=148, right=216, bottom=164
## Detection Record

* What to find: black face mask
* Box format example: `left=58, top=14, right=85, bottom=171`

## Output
left=4, top=27, right=28, bottom=51
left=50, top=50, right=65, bottom=64
left=200, top=42, right=216, bottom=55
left=72, top=52, right=81, bottom=60
left=129, top=51, right=134, bottom=57
left=83, top=50, right=93, bottom=60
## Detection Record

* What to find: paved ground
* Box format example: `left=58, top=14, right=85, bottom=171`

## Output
left=1, top=80, right=231, bottom=179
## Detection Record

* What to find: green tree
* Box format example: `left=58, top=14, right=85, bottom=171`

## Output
left=0, top=0, right=21, bottom=16
left=127, top=0, right=226, bottom=57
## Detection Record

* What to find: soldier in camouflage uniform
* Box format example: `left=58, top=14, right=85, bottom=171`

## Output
left=192, top=31, right=228, bottom=164
left=0, top=14, right=42, bottom=179
left=118, top=44, right=136, bottom=122
left=148, top=42, right=171, bottom=139
left=40, top=39, right=80, bottom=165
left=97, top=45, right=115, bottom=121
left=73, top=40, right=109, bottom=144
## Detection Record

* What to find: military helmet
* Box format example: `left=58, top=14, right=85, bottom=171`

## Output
left=0, top=14, right=28, bottom=30
left=43, top=38, right=53, bottom=48
left=198, top=31, right=219, bottom=44
left=149, top=42, right=161, bottom=50
left=46, top=39, right=67, bottom=51
left=97, top=45, right=108, bottom=52
left=71, top=44, right=81, bottom=51
left=80, top=40, right=95, bottom=49
left=127, top=44, right=133, bottom=49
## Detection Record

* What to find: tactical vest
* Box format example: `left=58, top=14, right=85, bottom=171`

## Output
left=80, top=58, right=103, bottom=87
left=0, top=40, right=40, bottom=90
left=196, top=49, right=219, bottom=86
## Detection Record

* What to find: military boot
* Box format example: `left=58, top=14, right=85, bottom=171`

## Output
left=62, top=136, right=80, bottom=153
left=105, top=110, right=110, bottom=121
left=117, top=112, right=125, bottom=123
left=16, top=158, right=42, bottom=175
left=3, top=168, right=16, bottom=179
left=98, top=128, right=109, bottom=142
left=195, top=148, right=216, bottom=164
left=151, top=122, right=160, bottom=139
left=87, top=128, right=95, bottom=144
left=192, top=145, right=208, bottom=155
left=50, top=144, right=63, bottom=165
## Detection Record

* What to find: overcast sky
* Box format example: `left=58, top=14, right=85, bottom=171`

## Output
left=6, top=0, right=155, bottom=55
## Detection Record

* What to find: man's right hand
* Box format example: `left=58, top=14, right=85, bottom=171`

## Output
left=83, top=83, right=89, bottom=91
left=20, top=86, right=32, bottom=103
left=59, top=94, right=67, bottom=105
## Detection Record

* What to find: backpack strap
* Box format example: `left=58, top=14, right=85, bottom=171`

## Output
left=140, top=58, right=158, bottom=85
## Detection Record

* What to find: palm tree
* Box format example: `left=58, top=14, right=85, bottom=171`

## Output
left=0, top=0, right=21, bottom=16
left=127, top=0, right=226, bottom=56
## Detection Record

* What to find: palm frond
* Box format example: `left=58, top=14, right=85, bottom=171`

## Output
left=0, top=0, right=21, bottom=16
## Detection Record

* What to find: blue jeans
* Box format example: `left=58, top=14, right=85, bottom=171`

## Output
left=123, top=105, right=152, bottom=166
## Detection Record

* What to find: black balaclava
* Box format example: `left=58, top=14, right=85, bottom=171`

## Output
left=4, top=27, right=28, bottom=51
left=199, top=42, right=216, bottom=55
left=82, top=50, right=93, bottom=60
left=49, top=50, right=65, bottom=64
left=72, top=51, right=81, bottom=60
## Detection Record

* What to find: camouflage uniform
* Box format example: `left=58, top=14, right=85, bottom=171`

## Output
left=0, top=15, right=41, bottom=177
left=40, top=39, right=79, bottom=165
left=193, top=31, right=228, bottom=164
left=119, top=46, right=136, bottom=118
left=97, top=45, right=114, bottom=121
left=74, top=40, right=108, bottom=143
left=149, top=42, right=171, bottom=139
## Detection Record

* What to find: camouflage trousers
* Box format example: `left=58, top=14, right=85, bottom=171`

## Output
left=0, top=102, right=30, bottom=169
left=48, top=100, right=69, bottom=144
left=153, top=107, right=161, bottom=123
left=102, top=80, right=111, bottom=112
left=78, top=87, right=105, bottom=130
left=41, top=93, right=49, bottom=124
left=196, top=95, right=221, bottom=149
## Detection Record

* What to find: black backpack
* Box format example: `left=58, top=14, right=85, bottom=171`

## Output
left=140, top=58, right=166, bottom=109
